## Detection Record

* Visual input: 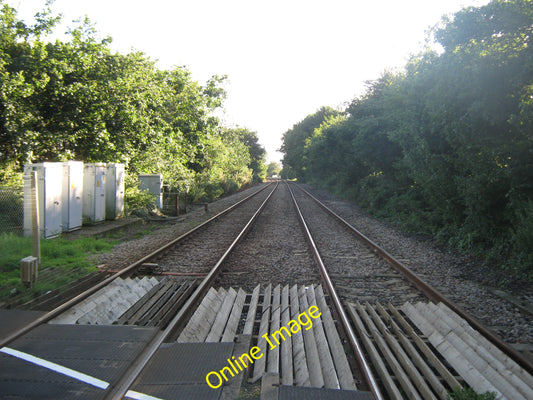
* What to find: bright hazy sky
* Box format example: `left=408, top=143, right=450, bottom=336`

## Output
left=8, top=0, right=489, bottom=162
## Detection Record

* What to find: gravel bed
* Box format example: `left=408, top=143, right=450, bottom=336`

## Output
left=152, top=185, right=273, bottom=274
left=299, top=183, right=533, bottom=345
left=214, top=182, right=319, bottom=290
left=291, top=184, right=427, bottom=306
left=98, top=183, right=271, bottom=270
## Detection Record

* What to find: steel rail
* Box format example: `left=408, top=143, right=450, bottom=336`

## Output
left=103, top=181, right=279, bottom=399
left=286, top=182, right=385, bottom=400
left=0, top=182, right=273, bottom=350
left=294, top=182, right=533, bottom=377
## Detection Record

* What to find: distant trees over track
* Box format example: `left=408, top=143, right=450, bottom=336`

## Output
left=281, top=0, right=533, bottom=277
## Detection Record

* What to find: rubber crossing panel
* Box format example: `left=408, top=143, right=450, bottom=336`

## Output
left=0, top=324, right=157, bottom=399
left=132, top=342, right=234, bottom=400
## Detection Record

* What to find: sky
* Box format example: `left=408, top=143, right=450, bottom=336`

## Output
left=8, top=0, right=490, bottom=163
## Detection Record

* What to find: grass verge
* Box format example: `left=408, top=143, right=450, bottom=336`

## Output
left=0, top=233, right=116, bottom=304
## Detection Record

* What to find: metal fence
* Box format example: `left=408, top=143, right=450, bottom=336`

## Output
left=162, top=192, right=186, bottom=215
left=0, top=186, right=23, bottom=234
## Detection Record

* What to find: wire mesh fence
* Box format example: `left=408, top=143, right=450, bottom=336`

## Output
left=0, top=186, right=23, bottom=234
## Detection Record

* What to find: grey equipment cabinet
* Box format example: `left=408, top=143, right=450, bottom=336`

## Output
left=83, top=163, right=106, bottom=223
left=139, top=174, right=163, bottom=209
left=23, top=162, right=63, bottom=238
left=61, top=161, right=83, bottom=231
left=105, top=163, right=125, bottom=220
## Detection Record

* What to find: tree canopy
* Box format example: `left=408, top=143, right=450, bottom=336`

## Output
left=266, top=161, right=281, bottom=177
left=0, top=1, right=265, bottom=200
left=280, top=0, right=533, bottom=277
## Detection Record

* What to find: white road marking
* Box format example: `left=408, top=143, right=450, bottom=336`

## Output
left=1, top=347, right=164, bottom=400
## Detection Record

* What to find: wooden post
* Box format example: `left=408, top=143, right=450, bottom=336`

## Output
left=31, top=171, right=41, bottom=268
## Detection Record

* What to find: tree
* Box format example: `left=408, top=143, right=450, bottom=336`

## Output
left=223, top=127, right=267, bottom=183
left=280, top=0, right=533, bottom=275
left=280, top=106, right=340, bottom=181
left=266, top=162, right=281, bottom=177
left=0, top=1, right=264, bottom=205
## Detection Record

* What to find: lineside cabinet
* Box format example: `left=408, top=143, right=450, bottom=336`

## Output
left=106, top=163, right=125, bottom=220
left=139, top=174, right=163, bottom=209
left=61, top=161, right=83, bottom=231
left=23, top=163, right=63, bottom=238
left=83, top=163, right=106, bottom=223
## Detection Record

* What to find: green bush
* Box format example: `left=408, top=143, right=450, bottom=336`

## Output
left=124, top=174, right=158, bottom=217
left=280, top=1, right=533, bottom=277
left=507, top=200, right=533, bottom=278
left=222, top=178, right=241, bottom=196
left=447, top=388, right=497, bottom=400
left=0, top=161, right=23, bottom=187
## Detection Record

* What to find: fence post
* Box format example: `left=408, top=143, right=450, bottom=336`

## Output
left=31, top=171, right=41, bottom=268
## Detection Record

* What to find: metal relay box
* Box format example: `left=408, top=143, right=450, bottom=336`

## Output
left=106, top=163, right=125, bottom=220
left=83, top=163, right=107, bottom=223
left=23, top=163, right=63, bottom=238
left=61, top=161, right=84, bottom=231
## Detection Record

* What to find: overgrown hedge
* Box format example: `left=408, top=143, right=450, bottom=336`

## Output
left=281, top=0, right=533, bottom=278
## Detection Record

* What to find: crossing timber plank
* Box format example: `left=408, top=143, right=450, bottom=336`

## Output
left=346, top=302, right=403, bottom=400
left=177, top=287, right=225, bottom=343
left=158, top=280, right=198, bottom=328
left=315, top=286, right=356, bottom=390
left=290, top=284, right=310, bottom=387
left=268, top=285, right=281, bottom=374
left=307, top=285, right=339, bottom=389
left=221, top=288, right=247, bottom=342
left=243, top=285, right=261, bottom=335
left=299, top=285, right=324, bottom=388
left=435, top=302, right=533, bottom=390
left=375, top=303, right=448, bottom=400
left=365, top=302, right=436, bottom=400
left=386, top=303, right=461, bottom=390
left=280, top=285, right=294, bottom=386
left=403, top=302, right=500, bottom=397
left=410, top=302, right=532, bottom=400
left=206, top=288, right=238, bottom=342
left=148, top=280, right=190, bottom=327
left=138, top=281, right=180, bottom=326
left=356, top=302, right=422, bottom=400
left=116, top=278, right=170, bottom=324
left=253, top=284, right=272, bottom=383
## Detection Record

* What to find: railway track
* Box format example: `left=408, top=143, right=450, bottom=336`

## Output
left=289, top=184, right=427, bottom=306
left=287, top=182, right=533, bottom=399
left=0, top=182, right=274, bottom=344
left=1, top=180, right=532, bottom=399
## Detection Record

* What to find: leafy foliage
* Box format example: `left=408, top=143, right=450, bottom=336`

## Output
left=447, top=387, right=497, bottom=400
left=0, top=1, right=265, bottom=202
left=280, top=106, right=341, bottom=181
left=266, top=162, right=282, bottom=177
left=123, top=175, right=158, bottom=217
left=280, top=0, right=533, bottom=277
